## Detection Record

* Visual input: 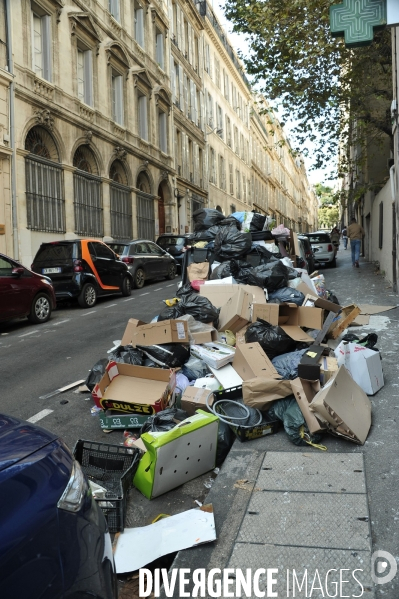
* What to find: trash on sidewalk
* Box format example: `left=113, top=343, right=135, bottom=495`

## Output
left=217, top=287, right=252, bottom=333
left=133, top=411, right=219, bottom=499
left=114, top=504, right=216, bottom=573
left=334, top=341, right=384, bottom=395
left=121, top=318, right=190, bottom=347
left=297, top=345, right=327, bottom=380
left=242, top=377, right=294, bottom=411
left=181, top=386, right=214, bottom=415
left=187, top=262, right=210, bottom=281
left=309, top=365, right=372, bottom=444
left=268, top=396, right=326, bottom=449
left=208, top=363, right=243, bottom=388
left=290, top=378, right=325, bottom=435
left=140, top=407, right=189, bottom=434
left=327, top=304, right=361, bottom=339
left=191, top=341, right=235, bottom=369
left=200, top=282, right=266, bottom=307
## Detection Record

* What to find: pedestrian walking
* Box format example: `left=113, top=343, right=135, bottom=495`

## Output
left=341, top=225, right=348, bottom=249
left=347, top=217, right=364, bottom=268
left=330, top=227, right=340, bottom=254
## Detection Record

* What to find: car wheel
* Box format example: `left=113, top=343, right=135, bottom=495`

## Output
left=78, top=283, right=97, bottom=308
left=166, top=263, right=176, bottom=280
left=330, top=257, right=337, bottom=268
left=28, top=293, right=52, bottom=323
left=121, top=276, right=132, bottom=296
left=133, top=268, right=145, bottom=289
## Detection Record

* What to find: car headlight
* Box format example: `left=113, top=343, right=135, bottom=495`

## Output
left=41, top=277, right=52, bottom=285
left=57, top=461, right=88, bottom=512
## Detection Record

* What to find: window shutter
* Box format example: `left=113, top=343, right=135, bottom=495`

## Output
left=168, top=0, right=173, bottom=35
left=43, top=14, right=52, bottom=82
left=84, top=50, right=93, bottom=106
left=200, top=91, right=204, bottom=131
left=176, top=5, right=181, bottom=47
left=190, top=80, right=195, bottom=122
left=188, top=24, right=192, bottom=64
left=170, top=56, right=175, bottom=103
left=183, top=73, right=188, bottom=116
left=178, top=64, right=184, bottom=109
left=198, top=36, right=203, bottom=77
left=138, top=9, right=144, bottom=47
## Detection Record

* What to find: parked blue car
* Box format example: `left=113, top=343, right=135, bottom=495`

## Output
left=0, top=413, right=117, bottom=599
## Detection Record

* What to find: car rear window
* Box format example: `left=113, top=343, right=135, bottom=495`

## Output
left=108, top=244, right=128, bottom=256
left=34, top=244, right=74, bottom=262
left=157, top=237, right=186, bottom=247
left=307, top=234, right=331, bottom=243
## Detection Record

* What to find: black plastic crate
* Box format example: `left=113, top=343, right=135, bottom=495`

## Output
left=73, top=439, right=140, bottom=533
left=213, top=386, right=281, bottom=442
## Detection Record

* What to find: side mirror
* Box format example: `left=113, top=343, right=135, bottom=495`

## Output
left=12, top=267, right=24, bottom=276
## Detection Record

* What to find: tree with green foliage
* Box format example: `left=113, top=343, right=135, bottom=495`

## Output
left=224, top=0, right=392, bottom=181
left=314, top=183, right=337, bottom=206
left=318, top=206, right=340, bottom=229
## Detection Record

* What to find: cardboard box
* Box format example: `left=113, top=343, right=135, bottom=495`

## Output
left=200, top=283, right=266, bottom=308
left=209, top=364, right=243, bottom=389
left=319, top=356, right=339, bottom=385
left=252, top=303, right=319, bottom=343
left=334, top=342, right=384, bottom=395
left=181, top=386, right=214, bottom=416
left=243, top=377, right=293, bottom=411
left=302, top=294, right=341, bottom=313
left=327, top=304, right=361, bottom=339
left=232, top=342, right=281, bottom=381
left=99, top=410, right=149, bottom=429
left=177, top=315, right=218, bottom=344
left=92, top=361, right=176, bottom=415
left=309, top=365, right=372, bottom=444
left=290, top=378, right=325, bottom=435
left=191, top=342, right=235, bottom=369
left=218, top=288, right=252, bottom=333
left=235, top=324, right=250, bottom=345
left=297, top=345, right=325, bottom=380
left=128, top=319, right=189, bottom=347
left=133, top=411, right=219, bottom=499
left=121, top=318, right=146, bottom=346
left=187, top=262, right=210, bottom=282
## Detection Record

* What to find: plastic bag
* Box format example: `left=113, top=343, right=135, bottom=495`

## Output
left=230, top=259, right=289, bottom=292
left=85, top=358, right=109, bottom=392
left=326, top=290, right=340, bottom=305
left=219, top=216, right=241, bottom=229
left=271, top=349, right=307, bottom=379
left=210, top=261, right=233, bottom=280
left=245, top=319, right=297, bottom=359
left=176, top=282, right=195, bottom=297
left=140, top=408, right=189, bottom=435
left=177, top=314, right=216, bottom=342
left=312, top=275, right=328, bottom=299
left=268, top=288, right=305, bottom=306
left=249, top=213, right=266, bottom=232
left=179, top=293, right=220, bottom=326
left=271, top=224, right=290, bottom=237
left=193, top=208, right=225, bottom=231
left=175, top=372, right=190, bottom=395
left=108, top=345, right=144, bottom=365
left=214, top=228, right=252, bottom=261
left=181, top=356, right=209, bottom=381
left=216, top=420, right=234, bottom=465
left=268, top=397, right=323, bottom=446
left=230, top=211, right=245, bottom=223
left=137, top=343, right=190, bottom=368
left=158, top=304, right=182, bottom=321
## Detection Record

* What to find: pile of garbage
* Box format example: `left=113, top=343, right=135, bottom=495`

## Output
left=83, top=208, right=384, bottom=507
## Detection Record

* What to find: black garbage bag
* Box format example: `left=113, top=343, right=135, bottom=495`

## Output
left=85, top=358, right=109, bottom=392
left=245, top=319, right=297, bottom=359
left=158, top=304, right=183, bottom=321
left=137, top=343, right=191, bottom=368
left=108, top=345, right=144, bottom=365
left=210, top=261, right=233, bottom=280
left=326, top=290, right=340, bottom=305
left=214, top=228, right=252, bottom=261
left=216, top=420, right=234, bottom=465
left=143, top=357, right=164, bottom=368
left=176, top=282, right=197, bottom=297
left=140, top=408, right=190, bottom=435
left=268, top=396, right=324, bottom=446
left=230, top=259, right=289, bottom=292
left=341, top=333, right=379, bottom=351
left=246, top=244, right=275, bottom=264
left=220, top=216, right=241, bottom=229
left=181, top=357, right=209, bottom=381
left=193, top=208, right=225, bottom=232
left=180, top=292, right=219, bottom=326
left=272, top=349, right=307, bottom=379
left=268, top=287, right=305, bottom=306
left=249, top=212, right=266, bottom=232
left=190, top=226, right=222, bottom=242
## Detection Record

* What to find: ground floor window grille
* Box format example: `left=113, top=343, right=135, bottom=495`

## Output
left=110, top=183, right=132, bottom=239
left=137, top=193, right=155, bottom=240
left=25, top=156, right=65, bottom=232
left=74, top=171, right=103, bottom=236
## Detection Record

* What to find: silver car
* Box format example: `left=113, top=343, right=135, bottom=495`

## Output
left=304, top=232, right=336, bottom=268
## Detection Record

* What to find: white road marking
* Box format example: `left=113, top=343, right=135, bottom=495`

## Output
left=39, top=379, right=85, bottom=400
left=18, top=330, right=39, bottom=337
left=123, top=297, right=135, bottom=301
left=154, top=288, right=163, bottom=291
left=140, top=292, right=149, bottom=296
left=81, top=310, right=96, bottom=316
left=166, top=284, right=175, bottom=287
left=52, top=319, right=70, bottom=326
left=27, top=409, right=54, bottom=423
left=104, top=304, right=117, bottom=308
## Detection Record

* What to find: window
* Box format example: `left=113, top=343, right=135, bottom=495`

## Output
left=243, top=174, right=246, bottom=202
left=226, top=116, right=231, bottom=147
left=32, top=8, right=51, bottom=81
left=229, top=163, right=233, bottom=195
left=218, top=155, right=225, bottom=190
left=112, top=71, right=124, bottom=125
left=109, top=0, right=120, bottom=21
left=159, top=110, right=167, bottom=153
left=110, top=160, right=132, bottom=239
left=188, top=139, right=193, bottom=181
left=216, top=104, right=223, bottom=138
left=204, top=42, right=210, bottom=73
left=209, top=147, right=215, bottom=184
left=234, top=126, right=239, bottom=154
left=215, top=58, right=220, bottom=88
left=134, top=4, right=145, bottom=48
left=236, top=169, right=241, bottom=199
left=156, top=30, right=164, bottom=69
left=223, top=71, right=229, bottom=101
left=174, top=62, right=180, bottom=105
left=138, top=94, right=148, bottom=140
left=77, top=46, right=93, bottom=106
left=207, top=92, right=213, bottom=127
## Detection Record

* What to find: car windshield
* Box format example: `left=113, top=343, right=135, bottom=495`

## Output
left=34, top=244, right=74, bottom=261
left=157, top=237, right=186, bottom=247
left=307, top=234, right=331, bottom=244
left=108, top=244, right=128, bottom=256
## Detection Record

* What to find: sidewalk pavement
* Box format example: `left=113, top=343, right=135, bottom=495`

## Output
left=161, top=245, right=399, bottom=599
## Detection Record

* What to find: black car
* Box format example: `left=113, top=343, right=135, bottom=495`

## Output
left=156, top=234, right=191, bottom=274
left=107, top=239, right=177, bottom=289
left=31, top=239, right=133, bottom=308
left=298, top=235, right=316, bottom=274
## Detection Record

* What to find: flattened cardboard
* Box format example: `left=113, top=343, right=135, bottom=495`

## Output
left=129, top=319, right=189, bottom=346
left=334, top=341, right=384, bottom=395
left=200, top=283, right=266, bottom=308
left=92, top=362, right=175, bottom=415
left=302, top=294, right=341, bottom=313
left=327, top=304, right=361, bottom=339
left=351, top=315, right=370, bottom=326
left=181, top=386, right=214, bottom=416
left=187, top=262, right=210, bottom=282
left=290, top=378, right=325, bottom=435
left=232, top=342, right=281, bottom=381
left=309, top=365, right=372, bottom=444
left=359, top=304, right=397, bottom=315
left=318, top=356, right=339, bottom=385
left=243, top=377, right=293, bottom=411
left=121, top=318, right=146, bottom=346
left=218, top=288, right=252, bottom=333
left=252, top=303, right=323, bottom=331
left=99, top=410, right=149, bottom=429
left=235, top=324, right=250, bottom=345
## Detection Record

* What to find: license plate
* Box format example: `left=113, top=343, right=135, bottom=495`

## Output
left=42, top=267, right=61, bottom=274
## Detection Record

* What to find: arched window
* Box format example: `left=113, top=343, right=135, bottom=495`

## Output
left=73, top=144, right=103, bottom=236
left=109, top=160, right=132, bottom=239
left=25, top=126, right=65, bottom=233
left=136, top=171, right=154, bottom=239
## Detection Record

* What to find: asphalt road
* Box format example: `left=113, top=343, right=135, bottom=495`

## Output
left=0, top=275, right=182, bottom=449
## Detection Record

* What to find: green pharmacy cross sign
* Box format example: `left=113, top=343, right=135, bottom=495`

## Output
left=330, top=0, right=387, bottom=47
